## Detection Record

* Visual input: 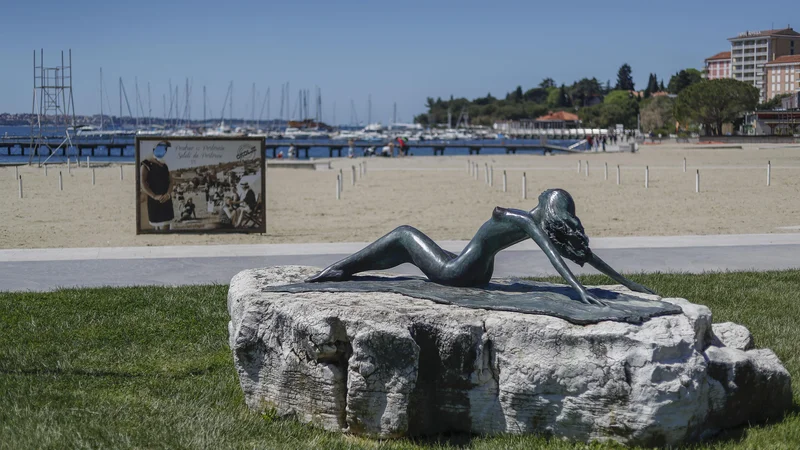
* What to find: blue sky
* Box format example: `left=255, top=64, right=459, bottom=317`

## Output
left=0, top=0, right=796, bottom=124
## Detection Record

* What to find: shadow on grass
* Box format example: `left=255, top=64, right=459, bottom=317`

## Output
left=697, top=403, right=800, bottom=447
left=0, top=365, right=218, bottom=379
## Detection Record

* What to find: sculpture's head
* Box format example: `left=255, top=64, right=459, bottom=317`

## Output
left=537, top=189, right=591, bottom=266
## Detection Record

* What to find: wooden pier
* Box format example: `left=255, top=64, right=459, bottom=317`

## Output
left=263, top=140, right=581, bottom=158
left=0, top=136, right=582, bottom=160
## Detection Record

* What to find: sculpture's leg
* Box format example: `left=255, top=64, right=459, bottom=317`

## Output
left=306, top=226, right=456, bottom=283
left=587, top=254, right=657, bottom=295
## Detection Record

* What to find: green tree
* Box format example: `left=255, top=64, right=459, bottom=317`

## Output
left=758, top=94, right=791, bottom=110
left=602, top=90, right=640, bottom=128
left=645, top=73, right=659, bottom=94
left=615, top=64, right=635, bottom=91
left=511, top=86, right=524, bottom=102
left=539, top=78, right=556, bottom=89
left=559, top=85, right=572, bottom=108
left=640, top=96, right=675, bottom=132
left=523, top=87, right=549, bottom=104
left=570, top=78, right=603, bottom=106
left=473, top=93, right=497, bottom=106
left=674, top=79, right=759, bottom=135
left=577, top=104, right=604, bottom=127
left=668, top=69, right=703, bottom=94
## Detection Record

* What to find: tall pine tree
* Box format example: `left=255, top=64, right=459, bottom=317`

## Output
left=646, top=73, right=660, bottom=94
left=615, top=64, right=635, bottom=91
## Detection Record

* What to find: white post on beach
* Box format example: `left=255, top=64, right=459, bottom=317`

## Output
left=683, top=157, right=686, bottom=173
left=577, top=160, right=581, bottom=174
left=645, top=166, right=649, bottom=189
left=87, top=156, right=91, bottom=168
left=119, top=165, right=123, bottom=181
left=466, top=160, right=470, bottom=174
left=767, top=161, right=771, bottom=186
left=363, top=161, right=367, bottom=177
left=604, top=162, right=608, bottom=180
left=490, top=166, right=494, bottom=186
left=59, top=171, right=63, bottom=191
left=67, top=158, right=71, bottom=174
left=616, top=165, right=621, bottom=185
left=585, top=161, right=589, bottom=177
left=339, top=168, right=343, bottom=191
left=484, top=163, right=489, bottom=184
left=92, top=168, right=95, bottom=186
left=336, top=174, right=341, bottom=199
left=351, top=165, right=356, bottom=186
left=474, top=163, right=478, bottom=181
left=696, top=169, right=700, bottom=193
left=18, top=176, right=22, bottom=199
left=44, top=164, right=48, bottom=177
left=522, top=172, right=527, bottom=199
left=502, top=170, right=507, bottom=192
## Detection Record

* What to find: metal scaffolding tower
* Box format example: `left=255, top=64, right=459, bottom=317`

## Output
left=30, top=49, right=77, bottom=165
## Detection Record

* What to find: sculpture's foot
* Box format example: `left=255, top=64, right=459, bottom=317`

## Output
left=306, top=266, right=348, bottom=283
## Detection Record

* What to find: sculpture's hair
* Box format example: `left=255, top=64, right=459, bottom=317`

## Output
left=537, top=189, right=592, bottom=266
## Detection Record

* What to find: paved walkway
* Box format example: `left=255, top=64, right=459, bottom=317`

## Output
left=2, top=233, right=799, bottom=292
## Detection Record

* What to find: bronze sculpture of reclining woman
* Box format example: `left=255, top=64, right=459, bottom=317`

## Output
left=308, top=189, right=655, bottom=306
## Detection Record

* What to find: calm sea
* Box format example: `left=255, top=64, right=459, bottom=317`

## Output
left=0, top=125, right=573, bottom=163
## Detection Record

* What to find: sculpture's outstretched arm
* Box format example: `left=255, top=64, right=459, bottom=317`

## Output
left=586, top=254, right=657, bottom=295
left=494, top=208, right=606, bottom=306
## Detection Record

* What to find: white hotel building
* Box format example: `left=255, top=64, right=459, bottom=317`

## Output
left=728, top=28, right=800, bottom=100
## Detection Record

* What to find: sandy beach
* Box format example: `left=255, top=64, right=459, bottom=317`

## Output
left=1, top=142, right=800, bottom=249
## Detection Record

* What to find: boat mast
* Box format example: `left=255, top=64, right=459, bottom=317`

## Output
left=134, top=76, right=140, bottom=129
left=99, top=68, right=103, bottom=131
left=147, top=81, right=152, bottom=127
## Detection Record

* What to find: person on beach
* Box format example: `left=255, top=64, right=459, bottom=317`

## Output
left=180, top=198, right=197, bottom=221
left=307, top=189, right=655, bottom=306
left=231, top=181, right=257, bottom=228
left=140, top=141, right=175, bottom=231
left=222, top=187, right=240, bottom=225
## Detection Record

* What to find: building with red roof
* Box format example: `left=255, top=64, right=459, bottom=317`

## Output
left=764, top=55, right=800, bottom=101
left=533, top=111, right=580, bottom=129
left=705, top=51, right=732, bottom=80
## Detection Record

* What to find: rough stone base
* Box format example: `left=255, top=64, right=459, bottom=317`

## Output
left=227, top=266, right=792, bottom=446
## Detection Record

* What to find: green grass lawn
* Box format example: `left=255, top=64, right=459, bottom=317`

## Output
left=2, top=271, right=800, bottom=449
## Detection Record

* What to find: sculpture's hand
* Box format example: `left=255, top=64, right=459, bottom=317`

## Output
left=579, top=289, right=607, bottom=307
left=586, top=254, right=659, bottom=298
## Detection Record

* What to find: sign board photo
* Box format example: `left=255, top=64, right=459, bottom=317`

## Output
left=135, top=137, right=265, bottom=234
